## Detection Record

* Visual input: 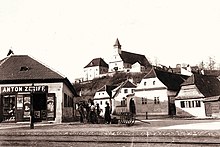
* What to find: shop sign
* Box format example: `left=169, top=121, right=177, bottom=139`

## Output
left=1, top=86, right=48, bottom=94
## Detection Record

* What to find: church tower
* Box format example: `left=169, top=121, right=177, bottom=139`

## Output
left=109, top=38, right=123, bottom=72
left=113, top=38, right=122, bottom=55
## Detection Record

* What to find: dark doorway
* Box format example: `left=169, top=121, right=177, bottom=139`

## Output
left=129, top=98, right=136, bottom=114
left=33, top=93, right=47, bottom=121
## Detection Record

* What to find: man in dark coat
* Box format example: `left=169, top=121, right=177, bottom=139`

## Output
left=104, top=102, right=111, bottom=124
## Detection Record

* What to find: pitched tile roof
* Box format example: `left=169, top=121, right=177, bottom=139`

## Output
left=155, top=69, right=189, bottom=91
left=120, top=51, right=151, bottom=67
left=181, top=74, right=220, bottom=97
left=0, top=55, right=64, bottom=81
left=0, top=55, right=77, bottom=95
left=84, top=58, right=109, bottom=68
left=144, top=68, right=189, bottom=91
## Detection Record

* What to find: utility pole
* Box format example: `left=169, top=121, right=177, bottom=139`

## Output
left=30, top=83, right=34, bottom=129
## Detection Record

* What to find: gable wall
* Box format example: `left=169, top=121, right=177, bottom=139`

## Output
left=176, top=85, right=204, bottom=99
left=135, top=78, right=168, bottom=102
left=94, top=91, right=110, bottom=99
left=130, top=62, right=145, bottom=73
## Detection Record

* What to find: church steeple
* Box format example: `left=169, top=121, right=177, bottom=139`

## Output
left=113, top=38, right=122, bottom=54
left=114, top=38, right=121, bottom=49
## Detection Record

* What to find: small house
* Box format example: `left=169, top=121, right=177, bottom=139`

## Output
left=134, top=67, right=188, bottom=116
left=175, top=74, right=220, bottom=118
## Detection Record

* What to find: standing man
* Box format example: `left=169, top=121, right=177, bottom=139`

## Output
left=104, top=102, right=111, bottom=124
left=90, top=101, right=96, bottom=124
left=96, top=103, right=101, bottom=123
left=78, top=102, right=85, bottom=123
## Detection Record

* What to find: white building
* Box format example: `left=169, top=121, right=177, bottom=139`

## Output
left=111, top=79, right=137, bottom=114
left=93, top=85, right=117, bottom=117
left=83, top=58, right=109, bottom=81
left=109, top=38, right=151, bottom=73
left=175, top=74, right=220, bottom=118
left=0, top=55, right=78, bottom=123
left=134, top=67, right=188, bottom=116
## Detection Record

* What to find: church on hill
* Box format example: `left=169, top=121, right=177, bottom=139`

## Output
left=82, top=38, right=152, bottom=82
left=109, top=38, right=151, bottom=73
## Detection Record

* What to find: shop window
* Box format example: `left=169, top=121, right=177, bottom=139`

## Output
left=3, top=95, right=16, bottom=121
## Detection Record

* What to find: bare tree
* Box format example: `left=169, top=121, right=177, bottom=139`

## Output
left=208, top=57, right=216, bottom=70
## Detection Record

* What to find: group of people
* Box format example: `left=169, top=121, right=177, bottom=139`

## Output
left=77, top=100, right=111, bottom=124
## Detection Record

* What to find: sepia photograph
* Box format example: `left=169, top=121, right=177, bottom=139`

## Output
left=0, top=0, right=220, bottom=146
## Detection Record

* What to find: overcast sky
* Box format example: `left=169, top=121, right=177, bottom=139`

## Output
left=1, top=0, right=220, bottom=82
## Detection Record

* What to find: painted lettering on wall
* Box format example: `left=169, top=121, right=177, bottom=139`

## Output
left=1, top=86, right=48, bottom=93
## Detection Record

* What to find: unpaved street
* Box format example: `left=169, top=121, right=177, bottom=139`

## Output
left=0, top=119, right=220, bottom=146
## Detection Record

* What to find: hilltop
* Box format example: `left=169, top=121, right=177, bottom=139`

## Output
left=73, top=72, right=147, bottom=101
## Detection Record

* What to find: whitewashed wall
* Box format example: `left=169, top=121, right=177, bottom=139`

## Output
left=135, top=78, right=168, bottom=102
left=83, top=66, right=100, bottom=81
left=175, top=98, right=206, bottom=118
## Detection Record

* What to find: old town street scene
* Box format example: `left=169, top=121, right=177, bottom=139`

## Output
left=1, top=0, right=220, bottom=146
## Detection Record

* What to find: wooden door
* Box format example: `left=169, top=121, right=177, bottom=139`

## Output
left=205, top=102, right=212, bottom=117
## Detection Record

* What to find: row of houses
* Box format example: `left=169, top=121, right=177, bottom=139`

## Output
left=79, top=38, right=220, bottom=119
left=1, top=38, right=220, bottom=124
left=92, top=67, right=220, bottom=119
left=81, top=38, right=200, bottom=83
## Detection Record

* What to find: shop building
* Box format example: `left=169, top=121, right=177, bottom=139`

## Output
left=0, top=55, right=78, bottom=123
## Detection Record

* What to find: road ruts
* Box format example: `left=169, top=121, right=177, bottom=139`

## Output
left=0, top=135, right=220, bottom=147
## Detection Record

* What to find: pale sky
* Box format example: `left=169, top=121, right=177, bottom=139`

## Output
left=1, top=0, right=220, bottom=82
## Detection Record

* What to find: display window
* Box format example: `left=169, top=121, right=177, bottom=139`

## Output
left=1, top=92, right=56, bottom=122
left=2, top=95, right=16, bottom=122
